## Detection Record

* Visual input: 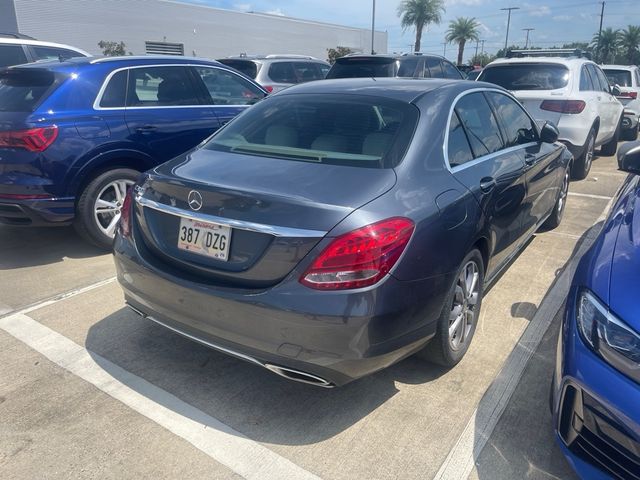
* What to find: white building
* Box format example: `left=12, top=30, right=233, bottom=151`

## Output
left=0, top=0, right=387, bottom=61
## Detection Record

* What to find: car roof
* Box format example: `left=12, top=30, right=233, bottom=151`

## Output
left=601, top=64, right=637, bottom=71
left=4, top=55, right=224, bottom=73
left=339, top=53, right=448, bottom=61
left=274, top=77, right=477, bottom=102
left=0, top=37, right=90, bottom=55
left=486, top=57, right=591, bottom=68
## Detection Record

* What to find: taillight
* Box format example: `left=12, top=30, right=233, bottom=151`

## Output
left=119, top=188, right=134, bottom=238
left=0, top=126, right=58, bottom=152
left=263, top=85, right=274, bottom=93
left=619, top=91, right=638, bottom=99
left=300, top=217, right=415, bottom=290
left=540, top=100, right=586, bottom=114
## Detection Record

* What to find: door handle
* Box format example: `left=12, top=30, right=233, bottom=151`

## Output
left=480, top=177, right=496, bottom=193
left=136, top=125, right=157, bottom=133
left=525, top=153, right=537, bottom=166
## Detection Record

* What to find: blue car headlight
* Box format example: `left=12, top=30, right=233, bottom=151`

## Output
left=577, top=289, right=640, bottom=383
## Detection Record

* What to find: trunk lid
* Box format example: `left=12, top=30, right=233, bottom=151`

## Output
left=134, top=148, right=397, bottom=287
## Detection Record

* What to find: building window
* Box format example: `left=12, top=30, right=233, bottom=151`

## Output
left=144, top=41, right=184, bottom=56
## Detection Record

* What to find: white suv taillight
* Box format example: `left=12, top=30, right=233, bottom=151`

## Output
left=300, top=217, right=415, bottom=290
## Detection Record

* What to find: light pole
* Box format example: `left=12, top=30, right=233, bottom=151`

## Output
left=371, top=0, right=376, bottom=54
left=523, top=28, right=534, bottom=49
left=501, top=7, right=520, bottom=53
left=443, top=42, right=447, bottom=57
left=481, top=39, right=485, bottom=56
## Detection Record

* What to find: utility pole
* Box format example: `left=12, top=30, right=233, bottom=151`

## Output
left=481, top=40, right=485, bottom=56
left=443, top=42, right=447, bottom=57
left=475, top=39, right=480, bottom=58
left=501, top=7, right=520, bottom=53
left=371, top=0, right=376, bottom=54
left=597, top=1, right=605, bottom=62
left=523, top=28, right=534, bottom=49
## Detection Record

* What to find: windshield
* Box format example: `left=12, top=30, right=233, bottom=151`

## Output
left=479, top=64, right=570, bottom=90
left=204, top=94, right=418, bottom=168
left=218, top=59, right=259, bottom=79
left=603, top=69, right=632, bottom=87
left=0, top=69, right=58, bottom=111
left=326, top=58, right=398, bottom=79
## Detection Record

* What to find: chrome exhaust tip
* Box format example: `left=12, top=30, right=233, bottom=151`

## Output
left=264, top=364, right=334, bottom=388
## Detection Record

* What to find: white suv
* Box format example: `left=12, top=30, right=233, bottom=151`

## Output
left=602, top=65, right=640, bottom=141
left=0, top=33, right=89, bottom=68
left=478, top=51, right=624, bottom=179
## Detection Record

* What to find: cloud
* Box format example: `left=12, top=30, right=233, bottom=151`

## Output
left=553, top=15, right=571, bottom=22
left=528, top=5, right=551, bottom=17
left=266, top=8, right=284, bottom=16
left=447, top=0, right=484, bottom=5
left=233, top=2, right=251, bottom=10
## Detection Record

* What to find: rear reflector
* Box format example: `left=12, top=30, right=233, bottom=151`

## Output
left=263, top=85, right=274, bottom=93
left=0, top=193, right=52, bottom=200
left=0, top=126, right=58, bottom=152
left=300, top=217, right=415, bottom=290
left=119, top=187, right=134, bottom=238
left=540, top=100, right=586, bottom=114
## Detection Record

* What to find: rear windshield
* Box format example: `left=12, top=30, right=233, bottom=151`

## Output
left=326, top=58, right=397, bottom=79
left=479, top=64, right=570, bottom=90
left=217, top=60, right=258, bottom=79
left=603, top=69, right=632, bottom=87
left=0, top=69, right=58, bottom=112
left=204, top=94, right=418, bottom=168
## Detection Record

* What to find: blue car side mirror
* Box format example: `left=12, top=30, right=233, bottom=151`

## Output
left=618, top=141, right=640, bottom=175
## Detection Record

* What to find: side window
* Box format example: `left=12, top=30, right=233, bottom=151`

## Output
left=579, top=66, right=594, bottom=91
left=441, top=61, right=463, bottom=79
left=448, top=111, right=475, bottom=167
left=318, top=64, right=330, bottom=78
left=99, top=70, right=128, bottom=108
left=31, top=46, right=82, bottom=61
left=268, top=62, right=297, bottom=83
left=194, top=67, right=265, bottom=106
left=454, top=92, right=504, bottom=157
left=425, top=57, right=444, bottom=78
left=635, top=69, right=640, bottom=86
left=594, top=66, right=612, bottom=93
left=0, top=44, right=28, bottom=67
left=587, top=64, right=608, bottom=93
left=293, top=62, right=324, bottom=82
left=486, top=92, right=538, bottom=147
left=126, top=66, right=199, bottom=107
left=397, top=58, right=420, bottom=77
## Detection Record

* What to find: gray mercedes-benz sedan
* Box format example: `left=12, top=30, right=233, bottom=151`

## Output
left=113, top=78, right=572, bottom=387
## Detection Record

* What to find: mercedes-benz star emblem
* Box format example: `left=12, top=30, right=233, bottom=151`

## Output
left=187, top=190, right=203, bottom=211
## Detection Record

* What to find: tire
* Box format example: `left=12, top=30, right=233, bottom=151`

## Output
left=622, top=122, right=639, bottom=141
left=542, top=166, right=570, bottom=230
left=420, top=249, right=485, bottom=367
left=572, top=128, right=595, bottom=181
left=600, top=117, right=621, bottom=156
left=73, top=168, right=139, bottom=249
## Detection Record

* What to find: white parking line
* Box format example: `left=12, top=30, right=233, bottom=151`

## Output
left=433, top=203, right=610, bottom=480
left=567, top=192, right=613, bottom=201
left=0, top=313, right=321, bottom=480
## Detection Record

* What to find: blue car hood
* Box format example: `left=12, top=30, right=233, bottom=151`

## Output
left=608, top=176, right=640, bottom=330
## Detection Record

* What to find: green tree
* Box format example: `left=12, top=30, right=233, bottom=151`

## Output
left=468, top=52, right=495, bottom=67
left=326, top=46, right=354, bottom=65
left=592, top=28, right=620, bottom=64
left=98, top=40, right=127, bottom=56
left=620, top=25, right=640, bottom=64
left=445, top=17, right=480, bottom=66
left=495, top=44, right=523, bottom=59
left=397, top=0, right=446, bottom=53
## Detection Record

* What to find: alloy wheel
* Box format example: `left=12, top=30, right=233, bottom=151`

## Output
left=93, top=179, right=134, bottom=238
left=585, top=135, right=595, bottom=173
left=449, top=261, right=480, bottom=351
left=558, top=170, right=570, bottom=215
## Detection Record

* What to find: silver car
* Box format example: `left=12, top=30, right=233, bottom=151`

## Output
left=218, top=55, right=330, bottom=93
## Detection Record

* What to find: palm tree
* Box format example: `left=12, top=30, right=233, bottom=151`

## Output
left=592, top=28, right=620, bottom=64
left=398, top=0, right=446, bottom=53
left=445, top=17, right=480, bottom=66
left=620, top=25, right=640, bottom=64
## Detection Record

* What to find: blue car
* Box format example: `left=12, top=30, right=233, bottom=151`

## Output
left=552, top=142, right=640, bottom=479
left=0, top=56, right=266, bottom=248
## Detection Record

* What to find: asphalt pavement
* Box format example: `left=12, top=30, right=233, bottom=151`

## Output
left=0, top=151, right=628, bottom=480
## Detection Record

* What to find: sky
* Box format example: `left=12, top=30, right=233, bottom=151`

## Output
left=183, top=0, right=640, bottom=62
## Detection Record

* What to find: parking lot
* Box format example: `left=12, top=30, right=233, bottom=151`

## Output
left=0, top=151, right=627, bottom=480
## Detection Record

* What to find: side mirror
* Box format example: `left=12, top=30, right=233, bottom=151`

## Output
left=618, top=141, right=640, bottom=175
left=540, top=121, right=559, bottom=143
left=611, top=84, right=622, bottom=96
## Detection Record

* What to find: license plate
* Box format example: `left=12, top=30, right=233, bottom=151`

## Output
left=177, top=217, right=232, bottom=261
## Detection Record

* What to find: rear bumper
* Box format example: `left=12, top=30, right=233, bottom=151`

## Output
left=113, top=233, right=451, bottom=386
left=0, top=197, right=75, bottom=226
left=553, top=288, right=640, bottom=479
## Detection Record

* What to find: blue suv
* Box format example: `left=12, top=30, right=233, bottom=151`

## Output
left=0, top=56, right=266, bottom=248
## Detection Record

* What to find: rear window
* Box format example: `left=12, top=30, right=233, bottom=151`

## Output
left=603, top=69, right=632, bottom=87
left=204, top=94, right=418, bottom=168
left=479, top=64, right=570, bottom=90
left=326, top=58, right=397, bottom=79
left=217, top=59, right=258, bottom=79
left=0, top=70, right=57, bottom=112
left=0, top=44, right=28, bottom=68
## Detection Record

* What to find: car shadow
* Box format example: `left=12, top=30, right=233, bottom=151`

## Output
left=0, top=225, right=105, bottom=269
left=472, top=222, right=600, bottom=480
left=85, top=307, right=447, bottom=446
